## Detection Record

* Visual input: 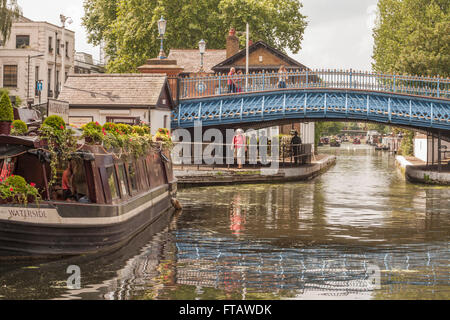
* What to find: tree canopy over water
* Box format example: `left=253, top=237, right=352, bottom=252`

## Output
left=82, top=0, right=308, bottom=73
left=372, top=0, right=450, bottom=77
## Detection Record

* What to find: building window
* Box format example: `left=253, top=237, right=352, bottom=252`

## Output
left=55, top=70, right=60, bottom=97
left=48, top=36, right=53, bottom=53
left=105, top=116, right=140, bottom=125
left=163, top=115, right=169, bottom=128
left=56, top=39, right=60, bottom=55
left=65, top=41, right=69, bottom=58
left=3, top=65, right=18, bottom=87
left=47, top=68, right=52, bottom=97
left=16, top=35, right=30, bottom=49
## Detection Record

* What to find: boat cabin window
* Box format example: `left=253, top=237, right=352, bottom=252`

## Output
left=128, top=162, right=138, bottom=193
left=72, top=159, right=89, bottom=202
left=106, top=166, right=119, bottom=201
left=139, top=160, right=149, bottom=189
left=117, top=164, right=129, bottom=198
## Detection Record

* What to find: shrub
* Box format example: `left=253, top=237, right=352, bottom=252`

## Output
left=0, top=175, right=41, bottom=205
left=103, top=122, right=118, bottom=134
left=116, top=123, right=132, bottom=135
left=11, top=120, right=28, bottom=135
left=82, top=121, right=103, bottom=144
left=132, top=125, right=145, bottom=136
left=142, top=125, right=151, bottom=134
left=0, top=92, right=14, bottom=122
left=43, top=115, right=66, bottom=131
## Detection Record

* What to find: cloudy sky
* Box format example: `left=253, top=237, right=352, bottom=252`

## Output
left=18, top=0, right=379, bottom=71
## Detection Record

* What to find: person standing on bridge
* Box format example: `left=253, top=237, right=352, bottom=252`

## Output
left=278, top=65, right=288, bottom=89
left=228, top=67, right=237, bottom=93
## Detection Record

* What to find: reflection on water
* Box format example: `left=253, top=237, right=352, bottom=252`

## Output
left=0, top=144, right=449, bottom=299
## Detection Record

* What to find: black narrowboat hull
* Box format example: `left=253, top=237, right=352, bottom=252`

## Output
left=0, top=182, right=177, bottom=259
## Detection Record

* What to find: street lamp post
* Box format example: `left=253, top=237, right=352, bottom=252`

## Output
left=198, top=39, right=206, bottom=72
left=60, top=14, right=73, bottom=92
left=158, top=16, right=167, bottom=59
left=27, top=54, right=44, bottom=101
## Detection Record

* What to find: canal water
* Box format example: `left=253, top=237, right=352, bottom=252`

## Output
left=0, top=144, right=449, bottom=299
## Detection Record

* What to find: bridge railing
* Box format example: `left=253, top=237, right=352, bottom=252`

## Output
left=172, top=70, right=450, bottom=101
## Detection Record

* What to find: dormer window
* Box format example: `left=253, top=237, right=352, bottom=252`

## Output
left=16, top=35, right=30, bottom=49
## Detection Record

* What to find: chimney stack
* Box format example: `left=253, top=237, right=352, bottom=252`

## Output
left=226, top=28, right=240, bottom=59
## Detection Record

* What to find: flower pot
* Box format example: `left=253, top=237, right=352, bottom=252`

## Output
left=0, top=121, right=12, bottom=135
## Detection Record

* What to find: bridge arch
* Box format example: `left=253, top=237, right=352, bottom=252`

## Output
left=172, top=88, right=450, bottom=136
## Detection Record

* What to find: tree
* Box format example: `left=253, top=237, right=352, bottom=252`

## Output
left=0, top=0, right=21, bottom=44
left=82, top=0, right=308, bottom=73
left=372, top=0, right=450, bottom=77
left=372, top=0, right=449, bottom=156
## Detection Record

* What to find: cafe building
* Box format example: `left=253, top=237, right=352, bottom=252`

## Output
left=58, top=73, right=175, bottom=134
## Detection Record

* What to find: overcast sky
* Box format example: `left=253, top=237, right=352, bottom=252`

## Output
left=18, top=0, right=378, bottom=71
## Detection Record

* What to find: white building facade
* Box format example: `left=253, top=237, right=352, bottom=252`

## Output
left=0, top=16, right=75, bottom=106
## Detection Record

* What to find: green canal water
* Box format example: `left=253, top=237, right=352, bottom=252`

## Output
left=0, top=144, right=449, bottom=299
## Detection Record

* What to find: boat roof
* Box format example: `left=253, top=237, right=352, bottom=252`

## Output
left=0, top=135, right=40, bottom=147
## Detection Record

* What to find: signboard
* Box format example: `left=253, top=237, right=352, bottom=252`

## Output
left=69, top=116, right=93, bottom=128
left=48, top=99, right=70, bottom=123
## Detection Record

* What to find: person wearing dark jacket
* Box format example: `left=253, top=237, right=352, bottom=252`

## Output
left=291, top=131, right=302, bottom=164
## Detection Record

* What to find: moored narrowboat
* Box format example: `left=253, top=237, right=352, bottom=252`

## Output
left=0, top=134, right=177, bottom=259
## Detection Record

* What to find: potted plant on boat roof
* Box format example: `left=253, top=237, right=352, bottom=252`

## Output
left=39, top=115, right=77, bottom=186
left=0, top=175, right=41, bottom=205
left=81, top=121, right=103, bottom=145
left=0, top=91, right=15, bottom=135
left=155, top=128, right=173, bottom=149
left=10, top=120, right=28, bottom=136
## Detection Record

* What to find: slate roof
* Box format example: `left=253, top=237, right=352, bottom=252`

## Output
left=167, top=49, right=227, bottom=74
left=212, top=41, right=310, bottom=72
left=58, top=74, right=168, bottom=107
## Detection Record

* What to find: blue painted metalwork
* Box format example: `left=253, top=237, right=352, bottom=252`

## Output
left=171, top=70, right=450, bottom=131
left=173, top=89, right=450, bottom=131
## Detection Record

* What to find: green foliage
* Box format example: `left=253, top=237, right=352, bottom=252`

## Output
left=82, top=0, right=308, bottom=72
left=11, top=119, right=27, bottom=135
left=367, top=123, right=391, bottom=134
left=0, top=91, right=14, bottom=122
left=399, top=129, right=414, bottom=156
left=0, top=88, right=22, bottom=107
left=132, top=125, right=146, bottom=136
left=102, top=122, right=118, bottom=134
left=373, top=0, right=450, bottom=77
left=82, top=121, right=103, bottom=144
left=321, top=122, right=345, bottom=136
left=116, top=123, right=132, bottom=135
left=43, top=115, right=66, bottom=131
left=0, top=0, right=22, bottom=44
left=0, top=174, right=41, bottom=205
left=40, top=120, right=77, bottom=187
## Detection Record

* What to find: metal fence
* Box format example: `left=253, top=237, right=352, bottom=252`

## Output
left=169, top=70, right=450, bottom=101
left=172, top=141, right=313, bottom=169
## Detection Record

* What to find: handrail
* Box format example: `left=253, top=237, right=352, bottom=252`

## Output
left=170, top=70, right=450, bottom=100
